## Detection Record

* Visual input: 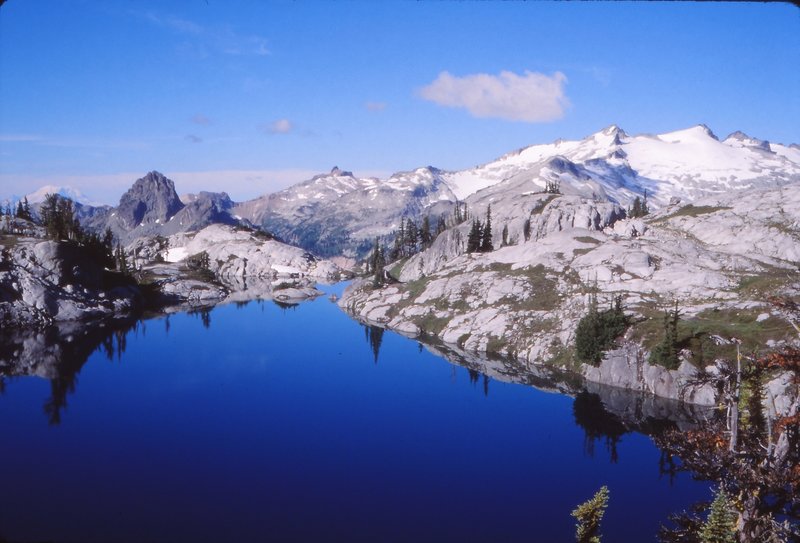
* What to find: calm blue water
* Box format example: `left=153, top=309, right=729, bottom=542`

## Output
left=0, top=284, right=709, bottom=542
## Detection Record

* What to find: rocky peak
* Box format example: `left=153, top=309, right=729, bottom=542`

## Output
left=724, top=131, right=771, bottom=152
left=116, top=171, right=184, bottom=229
left=696, top=124, right=719, bottom=140
left=599, top=124, right=628, bottom=144
left=329, top=166, right=354, bottom=177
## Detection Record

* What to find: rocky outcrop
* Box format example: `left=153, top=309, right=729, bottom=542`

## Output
left=582, top=343, right=717, bottom=406
left=125, top=223, right=349, bottom=310
left=0, top=236, right=140, bottom=327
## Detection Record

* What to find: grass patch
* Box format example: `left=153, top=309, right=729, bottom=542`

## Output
left=389, top=257, right=410, bottom=278
left=663, top=204, right=731, bottom=220
left=629, top=303, right=795, bottom=368
left=573, top=248, right=594, bottom=256
left=486, top=336, right=507, bottom=354
left=531, top=194, right=558, bottom=215
left=574, top=236, right=601, bottom=245
left=414, top=312, right=450, bottom=336
left=736, top=268, right=795, bottom=298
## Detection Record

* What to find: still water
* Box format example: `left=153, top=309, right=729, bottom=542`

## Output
left=0, top=284, right=709, bottom=542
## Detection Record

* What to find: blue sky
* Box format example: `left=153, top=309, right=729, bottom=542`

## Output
left=1, top=1, right=798, bottom=203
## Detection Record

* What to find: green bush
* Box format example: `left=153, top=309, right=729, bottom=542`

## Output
left=575, top=295, right=628, bottom=366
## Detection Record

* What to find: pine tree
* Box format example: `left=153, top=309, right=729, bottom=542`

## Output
left=22, top=197, right=31, bottom=220
left=480, top=205, right=493, bottom=252
left=631, top=197, right=642, bottom=218
left=467, top=219, right=482, bottom=253
left=436, top=215, right=446, bottom=236
left=700, top=488, right=737, bottom=543
left=642, top=190, right=650, bottom=216
left=523, top=217, right=531, bottom=242
left=575, top=294, right=628, bottom=366
left=501, top=224, right=509, bottom=247
left=372, top=239, right=386, bottom=287
left=650, top=301, right=681, bottom=369
left=15, top=201, right=24, bottom=219
left=420, top=215, right=432, bottom=249
left=572, top=486, right=609, bottom=543
left=405, top=218, right=418, bottom=255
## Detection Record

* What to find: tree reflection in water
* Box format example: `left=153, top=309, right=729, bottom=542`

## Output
left=363, top=324, right=384, bottom=364
left=572, top=390, right=630, bottom=463
left=0, top=318, right=139, bottom=425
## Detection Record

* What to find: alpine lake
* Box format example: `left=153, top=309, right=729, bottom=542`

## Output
left=0, top=282, right=713, bottom=543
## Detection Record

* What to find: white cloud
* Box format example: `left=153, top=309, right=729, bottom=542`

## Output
left=266, top=119, right=293, bottom=134
left=365, top=101, right=387, bottom=112
left=419, top=70, right=569, bottom=123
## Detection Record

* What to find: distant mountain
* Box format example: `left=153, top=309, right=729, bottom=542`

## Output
left=1, top=185, right=100, bottom=210
left=24, top=185, right=101, bottom=207
left=233, top=125, right=800, bottom=258
left=233, top=166, right=455, bottom=257
left=81, top=171, right=239, bottom=244
left=57, top=125, right=799, bottom=257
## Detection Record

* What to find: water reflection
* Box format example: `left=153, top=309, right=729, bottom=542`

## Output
left=0, top=318, right=138, bottom=425
left=363, top=324, right=384, bottom=364
left=415, top=338, right=715, bottom=450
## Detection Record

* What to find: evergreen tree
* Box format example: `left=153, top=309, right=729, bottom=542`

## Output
left=115, top=244, right=130, bottom=274
left=435, top=215, right=447, bottom=236
left=405, top=218, right=418, bottom=255
left=420, top=215, right=432, bottom=248
left=523, top=217, right=531, bottom=242
left=575, top=294, right=628, bottom=366
left=467, top=219, right=482, bottom=253
left=700, top=488, right=737, bottom=543
left=642, top=190, right=650, bottom=216
left=480, top=205, right=493, bottom=252
left=22, top=197, right=31, bottom=220
left=372, top=239, right=386, bottom=287
left=630, top=197, right=642, bottom=218
left=650, top=301, right=681, bottom=369
left=41, top=193, right=81, bottom=240
left=501, top=223, right=509, bottom=247
left=572, top=486, right=609, bottom=543
left=545, top=178, right=561, bottom=194
left=15, top=200, right=24, bottom=219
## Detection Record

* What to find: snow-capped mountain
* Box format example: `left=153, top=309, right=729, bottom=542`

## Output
left=233, top=125, right=800, bottom=258
left=2, top=185, right=100, bottom=209
left=233, top=166, right=456, bottom=257
left=24, top=185, right=100, bottom=206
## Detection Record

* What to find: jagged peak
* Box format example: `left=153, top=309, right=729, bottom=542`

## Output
left=725, top=130, right=751, bottom=141
left=696, top=124, right=719, bottom=140
left=724, top=130, right=771, bottom=151
left=329, top=166, right=354, bottom=177
left=599, top=124, right=628, bottom=139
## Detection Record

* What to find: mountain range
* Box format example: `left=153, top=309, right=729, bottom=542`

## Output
left=14, top=124, right=800, bottom=257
